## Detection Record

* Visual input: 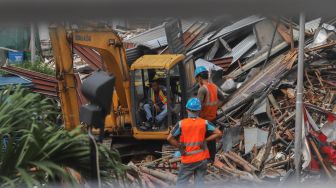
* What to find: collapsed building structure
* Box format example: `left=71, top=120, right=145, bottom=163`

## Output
left=2, top=15, right=336, bottom=186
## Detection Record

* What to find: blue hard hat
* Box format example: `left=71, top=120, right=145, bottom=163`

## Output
left=186, top=97, right=201, bottom=111
left=194, top=66, right=208, bottom=77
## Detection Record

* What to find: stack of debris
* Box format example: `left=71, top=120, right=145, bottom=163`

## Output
left=122, top=16, right=336, bottom=185
left=211, top=17, right=336, bottom=182
left=128, top=152, right=263, bottom=187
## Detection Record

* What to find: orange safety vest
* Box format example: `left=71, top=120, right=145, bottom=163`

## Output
left=151, top=89, right=167, bottom=105
left=179, top=118, right=209, bottom=164
left=200, top=82, right=218, bottom=121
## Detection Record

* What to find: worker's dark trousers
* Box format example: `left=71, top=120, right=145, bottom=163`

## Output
left=207, top=139, right=216, bottom=163
left=206, top=120, right=217, bottom=163
left=176, top=159, right=208, bottom=187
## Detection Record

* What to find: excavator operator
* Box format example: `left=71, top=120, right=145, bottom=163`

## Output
left=141, top=78, right=168, bottom=130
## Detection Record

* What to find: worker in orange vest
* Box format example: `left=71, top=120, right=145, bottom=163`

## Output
left=167, top=98, right=222, bottom=186
left=194, top=66, right=225, bottom=163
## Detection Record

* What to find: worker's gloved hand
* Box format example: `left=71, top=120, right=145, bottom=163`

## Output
left=179, top=144, right=186, bottom=156
left=174, top=151, right=181, bottom=158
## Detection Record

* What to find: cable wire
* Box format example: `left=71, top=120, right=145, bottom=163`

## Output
left=88, top=129, right=101, bottom=188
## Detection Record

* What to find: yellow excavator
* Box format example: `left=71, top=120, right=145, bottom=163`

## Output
left=49, top=25, right=196, bottom=158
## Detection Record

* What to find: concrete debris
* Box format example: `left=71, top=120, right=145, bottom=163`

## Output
left=252, top=98, right=271, bottom=126
left=244, top=127, right=269, bottom=154
left=220, top=78, right=236, bottom=93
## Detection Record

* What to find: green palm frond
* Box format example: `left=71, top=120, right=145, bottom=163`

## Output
left=0, top=86, right=136, bottom=187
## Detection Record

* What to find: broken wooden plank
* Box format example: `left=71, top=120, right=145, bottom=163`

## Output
left=308, top=137, right=334, bottom=179
left=140, top=166, right=177, bottom=182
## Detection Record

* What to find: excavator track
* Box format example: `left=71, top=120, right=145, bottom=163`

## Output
left=110, top=136, right=164, bottom=162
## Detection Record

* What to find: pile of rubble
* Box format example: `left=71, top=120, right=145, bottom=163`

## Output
left=122, top=15, right=336, bottom=186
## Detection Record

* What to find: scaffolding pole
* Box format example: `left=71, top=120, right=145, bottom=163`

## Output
left=294, top=12, right=305, bottom=180
left=30, top=24, right=36, bottom=63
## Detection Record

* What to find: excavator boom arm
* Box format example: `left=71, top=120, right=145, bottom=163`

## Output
left=72, top=31, right=130, bottom=109
left=50, top=26, right=132, bottom=130
left=50, top=26, right=80, bottom=129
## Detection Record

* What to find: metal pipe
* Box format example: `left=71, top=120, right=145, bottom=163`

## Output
left=294, top=12, right=305, bottom=180
left=30, top=24, right=36, bottom=63
left=262, top=19, right=279, bottom=70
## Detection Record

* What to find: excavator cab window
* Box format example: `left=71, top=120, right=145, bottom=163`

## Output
left=133, top=69, right=149, bottom=100
left=131, top=65, right=187, bottom=131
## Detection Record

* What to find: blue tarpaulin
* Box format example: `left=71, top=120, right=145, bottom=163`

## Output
left=0, top=76, right=32, bottom=88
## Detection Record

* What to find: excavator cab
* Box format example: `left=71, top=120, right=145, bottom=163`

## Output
left=130, top=54, right=196, bottom=138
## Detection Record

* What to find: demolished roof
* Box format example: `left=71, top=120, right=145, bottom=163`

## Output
left=221, top=34, right=257, bottom=64
left=188, top=15, right=265, bottom=55
left=124, top=20, right=195, bottom=49
left=0, top=75, right=32, bottom=88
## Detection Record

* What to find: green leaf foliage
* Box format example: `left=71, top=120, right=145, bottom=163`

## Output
left=12, top=61, right=55, bottom=76
left=0, top=86, right=135, bottom=187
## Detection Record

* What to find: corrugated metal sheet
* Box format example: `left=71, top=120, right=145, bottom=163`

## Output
left=142, top=36, right=166, bottom=49
left=228, top=41, right=288, bottom=78
left=0, top=76, right=32, bottom=87
left=124, top=20, right=194, bottom=49
left=220, top=51, right=296, bottom=115
left=165, top=19, right=186, bottom=54
left=74, top=45, right=152, bottom=69
left=188, top=15, right=264, bottom=54
left=184, top=22, right=209, bottom=48
left=242, top=47, right=258, bottom=59
left=73, top=46, right=102, bottom=69
left=221, top=34, right=256, bottom=64
left=160, top=21, right=208, bottom=54
left=292, top=18, right=322, bottom=40
left=186, top=31, right=216, bottom=55
left=209, top=57, right=232, bottom=71
left=126, top=47, right=144, bottom=66
left=210, top=15, right=265, bottom=40
left=305, top=18, right=322, bottom=33
left=193, top=31, right=217, bottom=48
left=0, top=65, right=58, bottom=97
